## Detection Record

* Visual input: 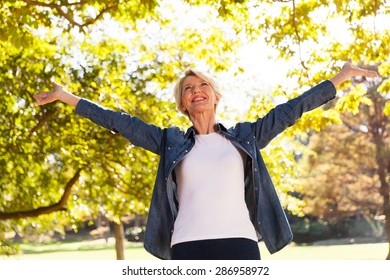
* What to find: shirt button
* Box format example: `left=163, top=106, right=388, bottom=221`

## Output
left=185, top=150, right=188, bottom=153
left=168, top=147, right=171, bottom=150
left=173, top=161, right=176, bottom=164
left=247, top=141, right=250, bottom=144
left=254, top=168, right=257, bottom=172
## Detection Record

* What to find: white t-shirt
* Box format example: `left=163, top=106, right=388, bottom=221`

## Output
left=171, top=132, right=258, bottom=246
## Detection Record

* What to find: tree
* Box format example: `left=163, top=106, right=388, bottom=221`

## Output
left=299, top=70, right=389, bottom=256
left=300, top=121, right=384, bottom=236
left=250, top=0, right=390, bottom=258
left=1, top=0, right=388, bottom=259
left=0, top=0, right=255, bottom=258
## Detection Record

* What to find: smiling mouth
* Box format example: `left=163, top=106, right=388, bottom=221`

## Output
left=192, top=97, right=206, bottom=103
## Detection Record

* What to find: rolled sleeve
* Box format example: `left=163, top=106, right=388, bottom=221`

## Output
left=255, top=80, right=337, bottom=149
left=75, top=99, right=164, bottom=155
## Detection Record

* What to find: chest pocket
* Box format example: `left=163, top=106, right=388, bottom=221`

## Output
left=163, top=130, right=193, bottom=177
left=240, top=132, right=257, bottom=157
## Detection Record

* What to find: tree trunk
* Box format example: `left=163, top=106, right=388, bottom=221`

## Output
left=384, top=203, right=390, bottom=260
left=367, top=84, right=390, bottom=260
left=0, top=168, right=82, bottom=220
left=114, top=222, right=125, bottom=260
left=386, top=226, right=390, bottom=260
left=373, top=135, right=390, bottom=260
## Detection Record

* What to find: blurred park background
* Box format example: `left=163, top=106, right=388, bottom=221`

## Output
left=0, top=0, right=389, bottom=260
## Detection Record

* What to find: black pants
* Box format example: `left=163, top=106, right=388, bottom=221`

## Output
left=171, top=238, right=260, bottom=260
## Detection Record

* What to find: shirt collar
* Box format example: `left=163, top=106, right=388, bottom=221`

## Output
left=217, top=123, right=228, bottom=133
left=184, top=126, right=196, bottom=139
left=184, top=123, right=228, bottom=139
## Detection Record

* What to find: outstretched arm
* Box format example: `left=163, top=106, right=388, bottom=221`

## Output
left=33, top=82, right=164, bottom=155
left=254, top=60, right=378, bottom=149
left=329, top=60, right=378, bottom=87
left=33, top=82, right=80, bottom=107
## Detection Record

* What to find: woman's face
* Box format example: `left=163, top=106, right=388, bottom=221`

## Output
left=180, top=75, right=220, bottom=116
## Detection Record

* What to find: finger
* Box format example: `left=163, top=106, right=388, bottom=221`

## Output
left=366, top=70, right=379, bottom=78
left=33, top=90, right=53, bottom=101
left=34, top=97, right=52, bottom=106
left=34, top=100, right=45, bottom=106
left=33, top=92, right=47, bottom=101
left=35, top=91, right=49, bottom=97
left=32, top=95, right=41, bottom=101
left=356, top=69, right=379, bottom=78
left=33, top=94, right=44, bottom=101
left=52, top=82, right=63, bottom=89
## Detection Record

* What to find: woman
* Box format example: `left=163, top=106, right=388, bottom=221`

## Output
left=33, top=61, right=378, bottom=260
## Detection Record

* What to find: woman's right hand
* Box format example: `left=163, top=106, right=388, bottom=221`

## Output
left=33, top=82, right=65, bottom=106
left=33, top=81, right=80, bottom=108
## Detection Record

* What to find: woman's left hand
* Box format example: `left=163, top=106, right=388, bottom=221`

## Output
left=330, top=60, right=379, bottom=87
left=341, top=60, right=379, bottom=79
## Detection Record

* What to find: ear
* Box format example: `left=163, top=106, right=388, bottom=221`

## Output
left=215, top=93, right=221, bottom=105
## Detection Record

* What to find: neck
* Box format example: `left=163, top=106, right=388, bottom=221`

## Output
left=189, top=112, right=218, bottom=134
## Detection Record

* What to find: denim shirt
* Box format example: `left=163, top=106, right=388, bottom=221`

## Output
left=75, top=80, right=336, bottom=259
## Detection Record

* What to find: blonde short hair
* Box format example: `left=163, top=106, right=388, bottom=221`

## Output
left=173, top=68, right=222, bottom=116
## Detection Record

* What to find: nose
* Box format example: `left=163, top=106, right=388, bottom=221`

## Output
left=192, top=85, right=201, bottom=94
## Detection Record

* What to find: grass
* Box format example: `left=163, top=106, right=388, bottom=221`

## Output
left=2, top=238, right=388, bottom=260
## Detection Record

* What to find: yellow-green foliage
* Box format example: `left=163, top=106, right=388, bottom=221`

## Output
left=0, top=0, right=388, bottom=256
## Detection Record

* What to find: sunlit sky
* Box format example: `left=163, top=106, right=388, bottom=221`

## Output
left=218, top=6, right=389, bottom=124
left=45, top=0, right=389, bottom=125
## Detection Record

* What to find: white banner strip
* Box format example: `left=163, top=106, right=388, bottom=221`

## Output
left=0, top=260, right=389, bottom=280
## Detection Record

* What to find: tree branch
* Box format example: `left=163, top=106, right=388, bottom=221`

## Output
left=291, top=0, right=310, bottom=79
left=22, top=0, right=118, bottom=29
left=340, top=115, right=369, bottom=134
left=0, top=168, right=83, bottom=220
left=28, top=108, right=58, bottom=138
left=56, top=0, right=90, bottom=7
left=23, top=0, right=89, bottom=7
left=101, top=163, right=129, bottom=195
left=82, top=4, right=118, bottom=27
